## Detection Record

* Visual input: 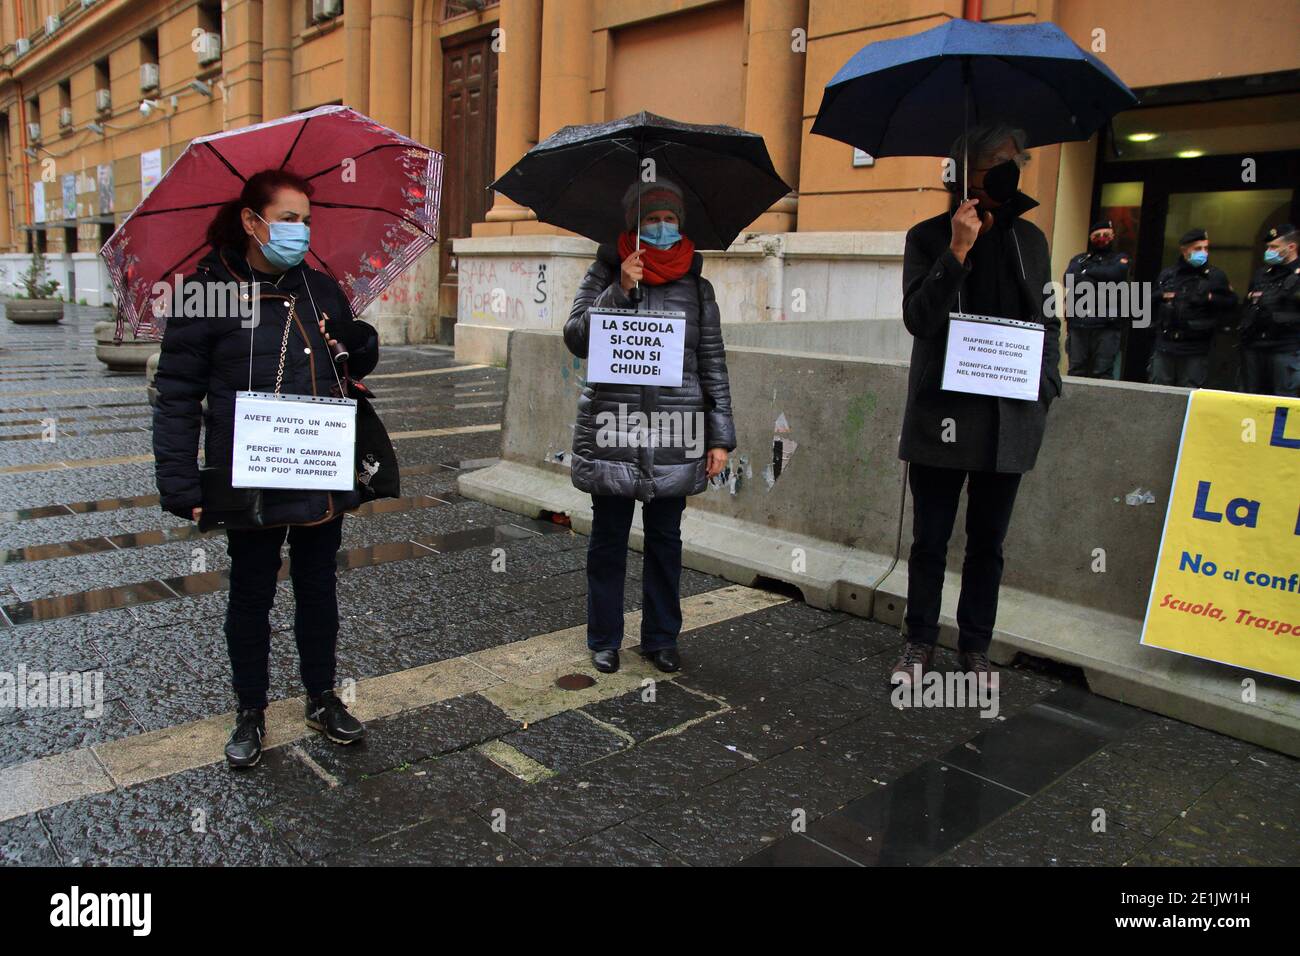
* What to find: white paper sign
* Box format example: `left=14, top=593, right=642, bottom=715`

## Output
left=587, top=309, right=686, bottom=387
left=941, top=313, right=1045, bottom=402
left=232, top=392, right=357, bottom=491
left=140, top=148, right=162, bottom=198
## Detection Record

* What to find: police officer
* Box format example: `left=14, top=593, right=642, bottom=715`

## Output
left=1150, top=228, right=1238, bottom=388
left=1065, top=219, right=1130, bottom=377
left=1239, top=223, right=1300, bottom=397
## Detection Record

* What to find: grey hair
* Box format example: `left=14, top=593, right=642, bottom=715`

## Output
left=945, top=123, right=1030, bottom=192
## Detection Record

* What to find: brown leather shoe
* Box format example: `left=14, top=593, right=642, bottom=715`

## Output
left=889, top=641, right=937, bottom=689
left=958, top=650, right=994, bottom=676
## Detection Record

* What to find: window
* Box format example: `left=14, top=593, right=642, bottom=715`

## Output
left=442, top=0, right=497, bottom=20
left=196, top=0, right=222, bottom=68
left=25, top=96, right=40, bottom=141
left=307, top=0, right=344, bottom=24
left=57, top=80, right=72, bottom=132
left=139, top=31, right=160, bottom=94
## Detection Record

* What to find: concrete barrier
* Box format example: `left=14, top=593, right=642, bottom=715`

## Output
left=459, top=328, right=1300, bottom=755
left=720, top=318, right=911, bottom=361
left=451, top=231, right=907, bottom=365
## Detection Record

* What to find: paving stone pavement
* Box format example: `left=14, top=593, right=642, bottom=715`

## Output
left=0, top=306, right=1297, bottom=867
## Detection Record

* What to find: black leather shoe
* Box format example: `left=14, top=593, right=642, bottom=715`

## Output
left=643, top=647, right=681, bottom=673
left=889, top=641, right=937, bottom=690
left=225, top=708, right=265, bottom=769
left=592, top=649, right=620, bottom=673
left=958, top=650, right=995, bottom=678
left=305, top=691, right=365, bottom=744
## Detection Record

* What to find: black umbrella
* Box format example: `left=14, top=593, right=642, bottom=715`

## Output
left=489, top=111, right=791, bottom=251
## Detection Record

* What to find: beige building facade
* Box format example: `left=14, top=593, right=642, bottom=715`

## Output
left=2, top=1, right=1297, bottom=374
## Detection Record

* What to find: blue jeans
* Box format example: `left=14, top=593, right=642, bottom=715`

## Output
left=586, top=494, right=686, bottom=652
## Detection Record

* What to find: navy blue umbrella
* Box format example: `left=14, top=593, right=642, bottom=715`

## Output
left=812, top=19, right=1137, bottom=164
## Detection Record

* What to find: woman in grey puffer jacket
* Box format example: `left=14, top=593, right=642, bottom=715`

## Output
left=563, top=179, right=736, bottom=675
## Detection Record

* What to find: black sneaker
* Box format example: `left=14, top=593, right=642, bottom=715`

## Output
left=225, top=708, right=265, bottom=769
left=305, top=691, right=365, bottom=745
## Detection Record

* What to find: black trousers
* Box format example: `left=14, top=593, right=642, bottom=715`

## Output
left=904, top=463, right=1022, bottom=653
left=587, top=494, right=686, bottom=652
left=1066, top=326, right=1121, bottom=378
left=1239, top=346, right=1300, bottom=397
left=224, top=516, right=344, bottom=710
left=1149, top=349, right=1209, bottom=388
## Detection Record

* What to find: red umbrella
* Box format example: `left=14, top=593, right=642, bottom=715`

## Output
left=101, top=105, right=443, bottom=339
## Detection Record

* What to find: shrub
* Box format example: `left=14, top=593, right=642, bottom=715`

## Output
left=15, top=250, right=61, bottom=300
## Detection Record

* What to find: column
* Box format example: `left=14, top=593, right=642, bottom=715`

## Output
left=369, top=0, right=412, bottom=134
left=485, top=0, right=542, bottom=225
left=261, top=0, right=292, bottom=120
left=743, top=0, right=807, bottom=232
left=220, top=0, right=263, bottom=130
left=345, top=0, right=371, bottom=113
left=537, top=0, right=592, bottom=139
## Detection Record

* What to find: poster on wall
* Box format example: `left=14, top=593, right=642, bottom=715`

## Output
left=98, top=163, right=114, bottom=215
left=1141, top=389, right=1300, bottom=682
left=32, top=182, right=45, bottom=223
left=140, top=149, right=162, bottom=199
left=62, top=174, right=76, bottom=221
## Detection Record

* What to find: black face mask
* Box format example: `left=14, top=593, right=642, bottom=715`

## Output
left=1090, top=238, right=1112, bottom=252
left=980, top=159, right=1021, bottom=203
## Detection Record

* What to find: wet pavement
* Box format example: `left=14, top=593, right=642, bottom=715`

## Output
left=0, top=304, right=1296, bottom=867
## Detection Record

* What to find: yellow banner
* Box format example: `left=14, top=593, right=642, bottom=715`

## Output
left=1142, top=389, right=1300, bottom=681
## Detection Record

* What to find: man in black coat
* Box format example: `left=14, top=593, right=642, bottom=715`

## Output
left=1064, top=219, right=1130, bottom=378
left=1239, top=223, right=1300, bottom=397
left=1149, top=228, right=1238, bottom=388
left=892, top=123, right=1061, bottom=688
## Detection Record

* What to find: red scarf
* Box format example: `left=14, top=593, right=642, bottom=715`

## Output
left=617, top=230, right=695, bottom=285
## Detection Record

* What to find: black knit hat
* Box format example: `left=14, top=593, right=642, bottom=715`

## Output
left=1179, top=227, right=1207, bottom=245
left=1089, top=219, right=1113, bottom=234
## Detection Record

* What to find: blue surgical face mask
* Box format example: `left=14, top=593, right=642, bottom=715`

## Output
left=1186, top=250, right=1208, bottom=268
left=639, top=220, right=681, bottom=249
left=255, top=212, right=310, bottom=270
left=1264, top=248, right=1283, bottom=265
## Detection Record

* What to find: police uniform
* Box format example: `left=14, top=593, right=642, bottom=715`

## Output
left=1065, top=219, right=1130, bottom=378
left=1149, top=227, right=1238, bottom=388
left=1239, top=223, right=1300, bottom=397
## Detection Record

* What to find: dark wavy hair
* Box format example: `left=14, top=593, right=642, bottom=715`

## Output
left=205, top=168, right=315, bottom=250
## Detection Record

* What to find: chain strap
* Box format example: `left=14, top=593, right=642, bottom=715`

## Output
left=273, top=296, right=295, bottom=395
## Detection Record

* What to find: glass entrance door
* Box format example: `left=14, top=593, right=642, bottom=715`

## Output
left=1093, top=89, right=1300, bottom=385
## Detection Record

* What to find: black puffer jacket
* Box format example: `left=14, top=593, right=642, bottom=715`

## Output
left=152, top=246, right=379, bottom=525
left=898, top=205, right=1061, bottom=475
left=563, top=243, right=736, bottom=501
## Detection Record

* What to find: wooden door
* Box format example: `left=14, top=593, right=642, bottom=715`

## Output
left=439, top=31, right=498, bottom=332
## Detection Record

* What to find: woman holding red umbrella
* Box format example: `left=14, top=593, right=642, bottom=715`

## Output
left=152, top=168, right=378, bottom=769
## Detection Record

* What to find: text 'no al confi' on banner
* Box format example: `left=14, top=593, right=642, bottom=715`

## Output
left=1142, top=389, right=1300, bottom=682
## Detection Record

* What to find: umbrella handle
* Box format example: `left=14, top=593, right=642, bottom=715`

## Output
left=629, top=199, right=644, bottom=309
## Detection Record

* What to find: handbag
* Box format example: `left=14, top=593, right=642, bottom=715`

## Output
left=198, top=465, right=264, bottom=532
left=346, top=378, right=400, bottom=501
